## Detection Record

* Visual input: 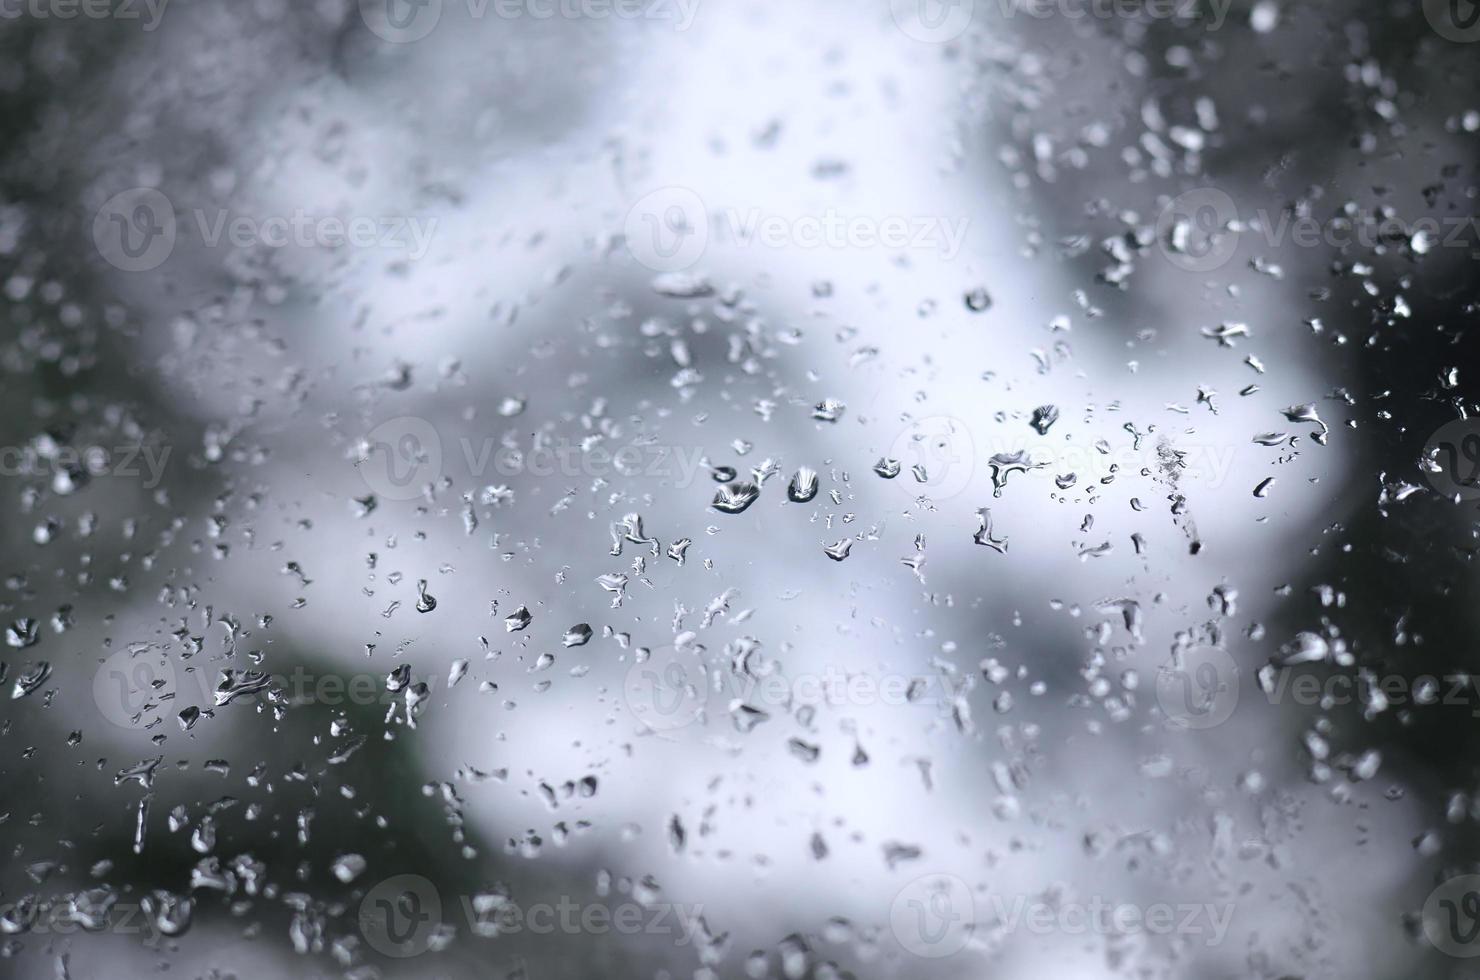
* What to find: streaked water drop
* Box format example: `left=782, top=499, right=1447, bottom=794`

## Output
left=712, top=481, right=760, bottom=514
left=788, top=467, right=819, bottom=502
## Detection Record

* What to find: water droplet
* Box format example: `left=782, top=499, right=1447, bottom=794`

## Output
left=1277, top=632, right=1329, bottom=666
left=505, top=606, right=533, bottom=632
left=987, top=451, right=1044, bottom=497
left=6, top=618, right=39, bottom=648
left=788, top=467, right=819, bottom=502
left=214, top=670, right=271, bottom=707
left=973, top=509, right=1008, bottom=553
left=712, top=481, right=760, bottom=514
left=1030, top=405, right=1059, bottom=435
left=823, top=540, right=853, bottom=561
left=11, top=662, right=50, bottom=699
left=811, top=399, right=846, bottom=423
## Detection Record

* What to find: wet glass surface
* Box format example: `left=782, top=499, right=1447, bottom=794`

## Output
left=2, top=0, right=1480, bottom=977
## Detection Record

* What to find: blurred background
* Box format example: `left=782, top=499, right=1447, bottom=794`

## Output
left=1, top=0, right=1479, bottom=976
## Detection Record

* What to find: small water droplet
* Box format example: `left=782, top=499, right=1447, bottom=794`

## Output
left=788, top=467, right=819, bottom=502
left=712, top=481, right=760, bottom=514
